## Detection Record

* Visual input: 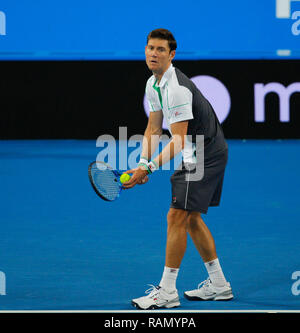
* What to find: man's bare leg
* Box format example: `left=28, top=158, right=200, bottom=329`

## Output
left=186, top=211, right=228, bottom=288
left=186, top=211, right=217, bottom=262
left=165, top=208, right=190, bottom=268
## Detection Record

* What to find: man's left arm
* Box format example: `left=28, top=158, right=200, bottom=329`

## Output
left=152, top=120, right=188, bottom=168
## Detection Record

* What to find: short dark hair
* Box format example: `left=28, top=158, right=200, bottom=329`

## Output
left=147, top=28, right=177, bottom=52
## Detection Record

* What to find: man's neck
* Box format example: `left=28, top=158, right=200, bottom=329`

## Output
left=154, top=73, right=163, bottom=85
left=153, top=63, right=172, bottom=84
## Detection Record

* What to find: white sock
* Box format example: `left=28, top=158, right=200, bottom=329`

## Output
left=159, top=266, right=179, bottom=292
left=204, top=258, right=227, bottom=287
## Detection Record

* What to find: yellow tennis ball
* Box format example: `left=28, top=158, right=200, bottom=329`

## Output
left=120, top=173, right=131, bottom=184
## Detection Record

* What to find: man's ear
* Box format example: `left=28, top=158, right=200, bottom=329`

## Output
left=170, top=49, right=176, bottom=61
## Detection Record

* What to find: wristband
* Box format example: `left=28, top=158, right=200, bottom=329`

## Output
left=138, top=156, right=148, bottom=167
left=147, top=160, right=159, bottom=174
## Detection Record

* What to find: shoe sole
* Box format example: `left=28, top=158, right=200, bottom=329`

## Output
left=131, top=299, right=181, bottom=310
left=184, top=292, right=233, bottom=301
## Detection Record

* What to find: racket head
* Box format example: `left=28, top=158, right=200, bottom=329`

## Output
left=88, top=161, right=122, bottom=201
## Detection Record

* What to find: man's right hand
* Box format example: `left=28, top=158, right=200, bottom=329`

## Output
left=122, top=167, right=149, bottom=189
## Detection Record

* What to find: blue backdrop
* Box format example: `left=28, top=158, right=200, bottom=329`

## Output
left=0, top=0, right=300, bottom=60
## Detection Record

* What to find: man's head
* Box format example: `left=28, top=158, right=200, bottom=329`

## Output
left=145, top=28, right=177, bottom=76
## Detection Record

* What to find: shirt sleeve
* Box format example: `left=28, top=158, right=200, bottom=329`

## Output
left=168, top=85, right=193, bottom=124
left=146, top=80, right=162, bottom=112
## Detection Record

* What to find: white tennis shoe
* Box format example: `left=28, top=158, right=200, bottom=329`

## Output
left=184, top=278, right=233, bottom=301
left=131, top=285, right=180, bottom=310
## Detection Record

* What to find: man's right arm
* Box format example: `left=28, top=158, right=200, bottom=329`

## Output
left=122, top=111, right=163, bottom=189
left=139, top=110, right=163, bottom=163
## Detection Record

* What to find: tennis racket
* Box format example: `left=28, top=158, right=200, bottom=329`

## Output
left=88, top=161, right=123, bottom=201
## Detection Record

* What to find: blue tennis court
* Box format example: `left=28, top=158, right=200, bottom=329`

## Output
left=0, top=139, right=299, bottom=311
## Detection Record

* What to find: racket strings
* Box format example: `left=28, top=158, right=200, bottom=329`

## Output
left=90, top=164, right=121, bottom=201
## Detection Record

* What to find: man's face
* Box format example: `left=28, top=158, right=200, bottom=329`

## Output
left=145, top=38, right=175, bottom=75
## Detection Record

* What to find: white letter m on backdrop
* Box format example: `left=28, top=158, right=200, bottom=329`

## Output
left=0, top=11, right=6, bottom=35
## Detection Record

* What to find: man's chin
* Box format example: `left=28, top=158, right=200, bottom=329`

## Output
left=148, top=64, right=157, bottom=71
left=147, top=64, right=162, bottom=74
left=146, top=61, right=157, bottom=69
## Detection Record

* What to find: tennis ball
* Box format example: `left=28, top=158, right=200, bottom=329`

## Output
left=120, top=173, right=131, bottom=184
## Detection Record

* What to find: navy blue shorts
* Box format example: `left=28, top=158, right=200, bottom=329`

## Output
left=170, top=149, right=228, bottom=214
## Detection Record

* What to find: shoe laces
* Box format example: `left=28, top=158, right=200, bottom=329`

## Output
left=145, top=284, right=161, bottom=298
left=197, top=278, right=211, bottom=289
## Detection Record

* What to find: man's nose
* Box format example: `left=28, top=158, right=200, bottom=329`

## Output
left=151, top=49, right=158, bottom=57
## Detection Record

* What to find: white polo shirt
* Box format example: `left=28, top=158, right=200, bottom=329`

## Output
left=145, top=63, right=196, bottom=163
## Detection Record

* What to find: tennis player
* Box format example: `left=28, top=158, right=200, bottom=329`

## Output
left=123, top=28, right=233, bottom=309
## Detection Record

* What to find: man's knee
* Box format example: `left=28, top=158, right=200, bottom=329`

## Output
left=167, top=208, right=189, bottom=228
left=186, top=211, right=202, bottom=231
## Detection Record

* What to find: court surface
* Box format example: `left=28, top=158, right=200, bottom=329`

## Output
left=0, top=139, right=299, bottom=311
